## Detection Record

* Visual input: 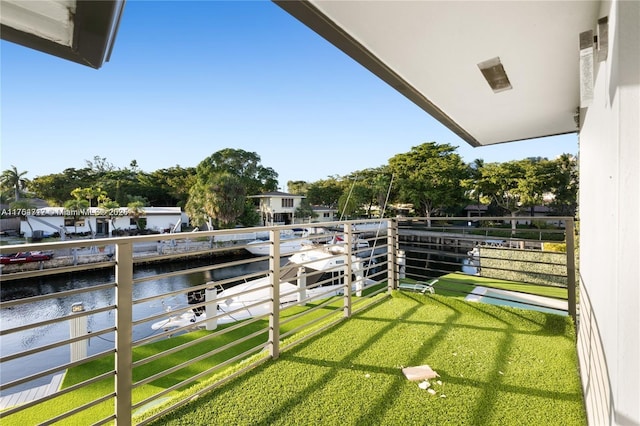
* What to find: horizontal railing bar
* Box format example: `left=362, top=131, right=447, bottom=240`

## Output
left=280, top=296, right=342, bottom=327
left=0, top=282, right=115, bottom=309
left=133, top=327, right=267, bottom=389
left=134, top=304, right=263, bottom=348
left=134, top=345, right=269, bottom=424
left=0, top=349, right=115, bottom=392
left=93, top=414, right=117, bottom=426
left=133, top=315, right=268, bottom=364
left=0, top=370, right=115, bottom=418
left=40, top=392, right=115, bottom=426
left=1, top=326, right=115, bottom=362
left=135, top=341, right=270, bottom=409
left=280, top=304, right=344, bottom=340
left=150, top=294, right=272, bottom=333
left=0, top=262, right=116, bottom=282
left=132, top=269, right=268, bottom=307
left=0, top=305, right=115, bottom=336
left=132, top=255, right=264, bottom=285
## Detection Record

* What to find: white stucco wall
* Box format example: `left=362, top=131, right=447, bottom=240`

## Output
left=577, top=1, right=639, bottom=424
left=20, top=207, right=183, bottom=237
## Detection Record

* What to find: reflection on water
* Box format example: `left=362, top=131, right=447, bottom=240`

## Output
left=0, top=256, right=268, bottom=393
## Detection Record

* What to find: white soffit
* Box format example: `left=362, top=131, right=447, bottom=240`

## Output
left=1, top=0, right=76, bottom=47
left=284, top=1, right=600, bottom=146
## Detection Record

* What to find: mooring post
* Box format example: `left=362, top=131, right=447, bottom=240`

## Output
left=69, top=302, right=87, bottom=363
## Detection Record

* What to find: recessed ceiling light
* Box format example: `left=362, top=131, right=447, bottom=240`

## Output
left=478, top=57, right=512, bottom=93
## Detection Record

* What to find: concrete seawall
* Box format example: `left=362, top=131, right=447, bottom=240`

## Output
left=0, top=239, right=249, bottom=276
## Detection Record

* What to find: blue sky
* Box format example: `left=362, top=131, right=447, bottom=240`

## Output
left=1, top=1, right=577, bottom=191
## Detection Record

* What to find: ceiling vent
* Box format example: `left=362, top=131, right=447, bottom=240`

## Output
left=478, top=57, right=512, bottom=93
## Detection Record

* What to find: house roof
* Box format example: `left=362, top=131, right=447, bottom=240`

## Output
left=275, top=1, right=601, bottom=147
left=29, top=206, right=181, bottom=217
left=249, top=191, right=305, bottom=198
left=0, top=0, right=126, bottom=69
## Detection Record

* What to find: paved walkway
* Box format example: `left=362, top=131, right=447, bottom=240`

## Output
left=0, top=373, right=64, bottom=410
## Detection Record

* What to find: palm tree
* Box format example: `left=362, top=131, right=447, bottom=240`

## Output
left=64, top=198, right=90, bottom=235
left=1, top=166, right=29, bottom=201
left=98, top=196, right=120, bottom=237
left=127, top=201, right=146, bottom=232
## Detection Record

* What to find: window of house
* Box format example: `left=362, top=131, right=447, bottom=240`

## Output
left=281, top=198, right=293, bottom=208
left=64, top=218, right=84, bottom=227
left=323, top=212, right=330, bottom=218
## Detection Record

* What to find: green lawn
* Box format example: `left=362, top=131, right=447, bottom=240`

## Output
left=431, top=272, right=568, bottom=300
left=1, top=286, right=385, bottom=425
left=146, top=291, right=585, bottom=425
left=3, top=281, right=582, bottom=425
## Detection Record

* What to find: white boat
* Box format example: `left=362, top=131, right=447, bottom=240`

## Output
left=329, top=234, right=370, bottom=250
left=151, top=245, right=378, bottom=331
left=244, top=236, right=314, bottom=256
left=462, top=247, right=480, bottom=275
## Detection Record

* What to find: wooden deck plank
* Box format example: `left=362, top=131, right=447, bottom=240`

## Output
left=0, top=373, right=65, bottom=410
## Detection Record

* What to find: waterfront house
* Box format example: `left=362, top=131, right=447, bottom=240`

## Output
left=249, top=191, right=305, bottom=226
left=277, top=1, right=639, bottom=424
left=20, top=207, right=183, bottom=238
left=310, top=205, right=339, bottom=223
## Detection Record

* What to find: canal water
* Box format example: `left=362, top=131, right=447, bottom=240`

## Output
left=1, top=244, right=455, bottom=395
left=0, top=256, right=269, bottom=394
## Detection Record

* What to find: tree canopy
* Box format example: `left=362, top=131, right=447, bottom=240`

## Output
left=388, top=142, right=469, bottom=220
left=3, top=143, right=578, bottom=228
left=186, top=149, right=277, bottom=228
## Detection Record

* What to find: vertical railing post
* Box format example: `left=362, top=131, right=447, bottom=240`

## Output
left=269, top=229, right=280, bottom=359
left=114, top=241, right=133, bottom=425
left=344, top=223, right=353, bottom=317
left=296, top=267, right=306, bottom=305
left=387, top=218, right=398, bottom=292
left=565, top=218, right=577, bottom=324
left=205, top=284, right=217, bottom=331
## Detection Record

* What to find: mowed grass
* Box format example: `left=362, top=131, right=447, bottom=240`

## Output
left=146, top=291, right=585, bottom=426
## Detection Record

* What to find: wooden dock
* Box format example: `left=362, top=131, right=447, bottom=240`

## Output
left=0, top=373, right=64, bottom=410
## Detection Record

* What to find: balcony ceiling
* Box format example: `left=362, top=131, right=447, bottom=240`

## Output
left=0, top=0, right=126, bottom=69
left=276, top=1, right=601, bottom=147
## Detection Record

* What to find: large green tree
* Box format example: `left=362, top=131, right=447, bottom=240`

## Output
left=472, top=159, right=554, bottom=234
left=196, top=149, right=278, bottom=196
left=138, top=166, right=196, bottom=207
left=305, top=177, right=346, bottom=209
left=342, top=167, right=394, bottom=218
left=548, top=154, right=578, bottom=216
left=186, top=173, right=246, bottom=228
left=186, top=149, right=278, bottom=228
left=388, top=142, right=469, bottom=223
left=287, top=180, right=309, bottom=195
left=30, top=168, right=94, bottom=205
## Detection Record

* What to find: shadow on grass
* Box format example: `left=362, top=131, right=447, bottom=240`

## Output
left=145, top=293, right=584, bottom=425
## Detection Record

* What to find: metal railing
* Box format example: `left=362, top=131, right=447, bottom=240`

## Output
left=0, top=216, right=576, bottom=425
left=396, top=216, right=577, bottom=321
